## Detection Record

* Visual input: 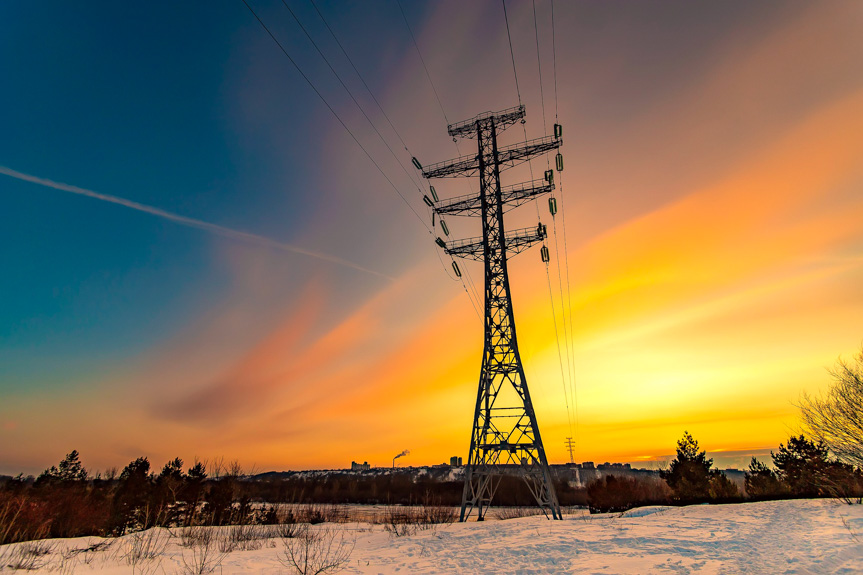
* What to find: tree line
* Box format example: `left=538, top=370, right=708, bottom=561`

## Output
left=586, top=431, right=863, bottom=513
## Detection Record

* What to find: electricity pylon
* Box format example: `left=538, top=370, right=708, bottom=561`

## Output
left=418, top=105, right=562, bottom=521
left=565, top=437, right=576, bottom=464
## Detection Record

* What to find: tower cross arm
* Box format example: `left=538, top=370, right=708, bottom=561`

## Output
left=421, top=152, right=479, bottom=179
left=443, top=225, right=547, bottom=260
left=421, top=134, right=561, bottom=179
left=496, top=135, right=562, bottom=168
left=447, top=105, right=526, bottom=139
left=434, top=179, right=555, bottom=217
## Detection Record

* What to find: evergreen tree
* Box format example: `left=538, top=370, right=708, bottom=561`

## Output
left=183, top=460, right=208, bottom=526
left=661, top=431, right=733, bottom=503
left=109, top=457, right=154, bottom=533
left=708, top=472, right=740, bottom=500
left=35, top=450, right=88, bottom=485
left=772, top=435, right=829, bottom=497
left=773, top=434, right=863, bottom=499
left=744, top=457, right=785, bottom=499
left=155, top=457, right=185, bottom=526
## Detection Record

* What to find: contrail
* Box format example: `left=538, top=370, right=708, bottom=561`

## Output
left=0, top=166, right=391, bottom=279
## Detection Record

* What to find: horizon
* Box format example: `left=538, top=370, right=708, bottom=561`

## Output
left=1, top=445, right=779, bottom=478
left=2, top=1, right=863, bottom=477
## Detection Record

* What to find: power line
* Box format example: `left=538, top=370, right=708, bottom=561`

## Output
left=280, top=0, right=485, bottom=313
left=240, top=0, right=429, bottom=232
left=279, top=0, right=426, bottom=195
left=309, top=0, right=415, bottom=157
left=534, top=0, right=576, bottom=433
left=242, top=1, right=511, bottom=326
left=396, top=0, right=449, bottom=125
left=549, top=0, right=580, bottom=453
left=392, top=0, right=487, bottom=310
left=551, top=0, right=559, bottom=121
left=532, top=0, right=548, bottom=136
left=499, top=0, right=575, bottom=440
left=501, top=0, right=522, bottom=105
left=545, top=258, right=575, bottom=442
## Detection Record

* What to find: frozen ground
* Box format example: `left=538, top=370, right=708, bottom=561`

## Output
left=1, top=499, right=860, bottom=574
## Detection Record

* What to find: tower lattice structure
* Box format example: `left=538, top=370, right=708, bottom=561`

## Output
left=419, top=105, right=562, bottom=521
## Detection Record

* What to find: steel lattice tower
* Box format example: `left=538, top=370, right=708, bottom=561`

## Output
left=418, top=105, right=562, bottom=521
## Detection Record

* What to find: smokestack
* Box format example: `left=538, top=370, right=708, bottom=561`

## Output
left=392, top=449, right=410, bottom=468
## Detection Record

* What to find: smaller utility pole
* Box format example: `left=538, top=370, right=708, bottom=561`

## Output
left=564, top=437, right=575, bottom=464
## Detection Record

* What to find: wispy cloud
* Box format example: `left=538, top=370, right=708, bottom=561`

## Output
left=0, top=166, right=391, bottom=279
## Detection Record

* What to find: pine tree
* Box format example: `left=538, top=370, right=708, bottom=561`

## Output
left=661, top=431, right=730, bottom=503
left=772, top=435, right=829, bottom=497
left=35, top=450, right=88, bottom=485
left=744, top=457, right=785, bottom=499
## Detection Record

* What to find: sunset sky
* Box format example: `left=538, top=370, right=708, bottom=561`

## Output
left=2, top=0, right=863, bottom=476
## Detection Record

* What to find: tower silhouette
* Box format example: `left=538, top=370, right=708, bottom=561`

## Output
left=418, top=105, right=562, bottom=520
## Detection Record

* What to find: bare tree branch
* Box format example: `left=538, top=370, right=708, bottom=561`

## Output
left=799, top=349, right=863, bottom=469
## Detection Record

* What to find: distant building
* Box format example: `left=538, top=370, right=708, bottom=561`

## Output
left=449, top=456, right=463, bottom=467
left=351, top=461, right=370, bottom=471
left=581, top=461, right=595, bottom=470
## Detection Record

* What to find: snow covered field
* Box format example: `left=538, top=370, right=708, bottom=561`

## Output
left=2, top=499, right=860, bottom=574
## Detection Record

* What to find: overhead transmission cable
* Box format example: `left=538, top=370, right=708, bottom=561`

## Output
left=551, top=0, right=559, bottom=122
left=502, top=0, right=541, bottom=220
left=502, top=0, right=522, bottom=105
left=532, top=0, right=551, bottom=171
left=240, top=0, right=428, bottom=232
left=395, top=0, right=484, bottom=314
left=396, top=0, right=449, bottom=126
left=305, top=0, right=483, bottom=320
left=501, top=0, right=574, bottom=439
left=309, top=0, right=413, bottom=158
left=242, top=0, right=478, bottom=317
left=550, top=0, right=580, bottom=437
left=304, top=0, right=480, bottom=318
left=533, top=0, right=575, bottom=435
left=278, top=0, right=426, bottom=195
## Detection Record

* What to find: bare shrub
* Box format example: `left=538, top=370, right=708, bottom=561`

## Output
left=122, top=527, right=169, bottom=574
left=587, top=474, right=672, bottom=514
left=820, top=471, right=863, bottom=505
left=380, top=506, right=419, bottom=537
left=179, top=525, right=210, bottom=549
left=47, top=539, right=114, bottom=572
left=298, top=504, right=346, bottom=525
left=276, top=509, right=301, bottom=539
left=278, top=525, right=353, bottom=575
left=417, top=492, right=457, bottom=526
left=277, top=523, right=301, bottom=539
left=0, top=539, right=55, bottom=570
left=79, top=539, right=113, bottom=565
left=379, top=496, right=456, bottom=537
left=178, top=526, right=228, bottom=575
left=217, top=523, right=272, bottom=553
left=494, top=506, right=545, bottom=520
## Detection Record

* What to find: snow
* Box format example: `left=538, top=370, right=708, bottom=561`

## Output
left=2, top=499, right=861, bottom=574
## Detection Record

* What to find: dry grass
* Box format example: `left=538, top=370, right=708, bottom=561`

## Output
left=0, top=539, right=55, bottom=571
